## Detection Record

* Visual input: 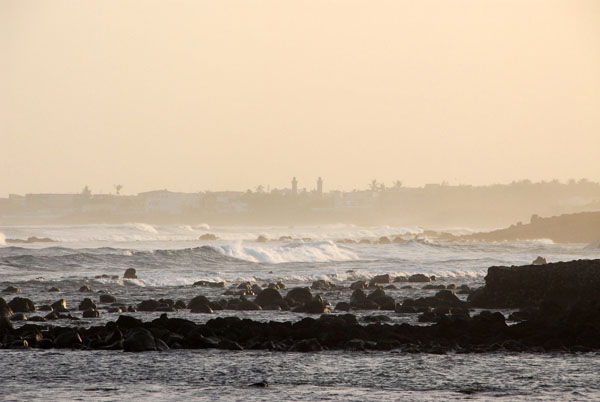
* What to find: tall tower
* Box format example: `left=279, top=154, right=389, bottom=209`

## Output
left=317, top=177, right=323, bottom=196
left=292, top=177, right=298, bottom=195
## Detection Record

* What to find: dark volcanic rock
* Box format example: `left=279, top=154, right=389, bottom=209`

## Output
left=255, top=288, right=283, bottom=308
left=408, top=274, right=431, bottom=283
left=0, top=297, right=13, bottom=317
left=369, top=274, right=391, bottom=286
left=53, top=330, right=83, bottom=348
left=468, top=259, right=600, bottom=309
left=99, top=294, right=117, bottom=303
left=2, top=286, right=21, bottom=294
left=285, top=287, right=313, bottom=305
left=8, top=297, right=35, bottom=313
left=79, top=298, right=96, bottom=311
left=138, top=299, right=161, bottom=312
left=79, top=285, right=92, bottom=292
left=123, top=268, right=138, bottom=279
left=51, top=299, right=69, bottom=312
left=83, top=309, right=100, bottom=318
left=123, top=328, right=157, bottom=352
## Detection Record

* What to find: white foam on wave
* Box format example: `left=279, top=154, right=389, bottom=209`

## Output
left=210, top=240, right=360, bottom=264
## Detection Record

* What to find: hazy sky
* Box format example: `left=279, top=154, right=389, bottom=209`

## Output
left=1, top=0, right=599, bottom=196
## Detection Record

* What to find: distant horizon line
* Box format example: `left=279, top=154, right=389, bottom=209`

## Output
left=3, top=177, right=599, bottom=198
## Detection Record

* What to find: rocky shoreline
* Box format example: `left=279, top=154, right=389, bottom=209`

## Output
left=2, top=259, right=600, bottom=354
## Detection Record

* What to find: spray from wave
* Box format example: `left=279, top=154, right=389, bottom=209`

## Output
left=209, top=241, right=360, bottom=264
left=0, top=232, right=5, bottom=245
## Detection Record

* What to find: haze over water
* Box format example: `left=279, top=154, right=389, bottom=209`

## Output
left=2, top=1, right=600, bottom=401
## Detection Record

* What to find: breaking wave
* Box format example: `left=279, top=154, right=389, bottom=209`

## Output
left=208, top=241, right=360, bottom=264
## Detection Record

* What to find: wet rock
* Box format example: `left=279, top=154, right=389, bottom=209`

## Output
left=468, top=259, right=600, bottom=309
left=116, top=315, right=143, bottom=329
left=350, top=289, right=380, bottom=310
left=363, top=315, right=392, bottom=323
left=335, top=302, right=351, bottom=312
left=123, top=268, right=138, bottom=279
left=99, top=294, right=117, bottom=303
left=367, top=289, right=396, bottom=310
left=10, top=313, right=27, bottom=321
left=8, top=297, right=35, bottom=313
left=53, top=330, right=83, bottom=348
left=423, top=284, right=446, bottom=290
left=51, top=299, right=69, bottom=313
left=188, top=295, right=211, bottom=310
left=249, top=381, right=269, bottom=388
left=256, top=235, right=268, bottom=243
left=532, top=256, right=548, bottom=265
left=199, top=233, right=218, bottom=240
left=48, top=287, right=61, bottom=292
left=44, top=311, right=60, bottom=320
left=0, top=315, right=15, bottom=337
left=237, top=297, right=262, bottom=311
left=79, top=298, right=96, bottom=311
left=289, top=338, right=323, bottom=352
left=9, top=339, right=29, bottom=349
left=345, top=339, right=367, bottom=351
left=137, top=299, right=161, bottom=312
left=350, top=281, right=368, bottom=290
left=369, top=274, right=391, bottom=286
left=285, top=287, right=313, bottom=305
left=395, top=304, right=417, bottom=313
left=0, top=297, right=13, bottom=317
left=408, top=274, right=431, bottom=283
left=457, top=284, right=471, bottom=295
left=393, top=276, right=408, bottom=282
left=175, top=300, right=187, bottom=309
left=298, top=299, right=330, bottom=314
left=123, top=327, right=157, bottom=352
left=190, top=303, right=213, bottom=314
left=311, top=280, right=334, bottom=290
left=218, top=339, right=243, bottom=350
left=255, top=288, right=284, bottom=308
left=79, top=285, right=92, bottom=292
left=2, top=286, right=21, bottom=294
left=83, top=309, right=100, bottom=318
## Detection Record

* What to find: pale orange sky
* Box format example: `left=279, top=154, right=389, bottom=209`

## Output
left=1, top=0, right=599, bottom=196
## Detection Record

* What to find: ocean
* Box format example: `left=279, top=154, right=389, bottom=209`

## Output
left=1, top=223, right=599, bottom=401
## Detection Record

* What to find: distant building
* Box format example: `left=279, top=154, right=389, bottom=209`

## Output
left=138, top=190, right=201, bottom=214
left=292, top=177, right=298, bottom=195
left=317, top=177, right=323, bottom=196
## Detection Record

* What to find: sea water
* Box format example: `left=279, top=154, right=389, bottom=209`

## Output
left=1, top=223, right=599, bottom=401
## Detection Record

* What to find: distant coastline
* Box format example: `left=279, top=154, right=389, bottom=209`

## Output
left=1, top=180, right=599, bottom=229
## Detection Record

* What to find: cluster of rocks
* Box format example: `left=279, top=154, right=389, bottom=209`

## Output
left=3, top=300, right=600, bottom=353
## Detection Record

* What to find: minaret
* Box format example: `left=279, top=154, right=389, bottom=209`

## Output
left=317, top=177, right=323, bottom=196
left=292, top=177, right=298, bottom=195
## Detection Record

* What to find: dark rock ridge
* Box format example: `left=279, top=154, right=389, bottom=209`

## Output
left=2, top=303, right=600, bottom=353
left=468, top=259, right=600, bottom=309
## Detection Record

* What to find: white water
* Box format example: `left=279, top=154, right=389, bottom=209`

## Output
left=1, top=224, right=599, bottom=288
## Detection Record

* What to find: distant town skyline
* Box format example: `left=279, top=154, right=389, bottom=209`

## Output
left=2, top=1, right=599, bottom=198
left=2, top=177, right=599, bottom=198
